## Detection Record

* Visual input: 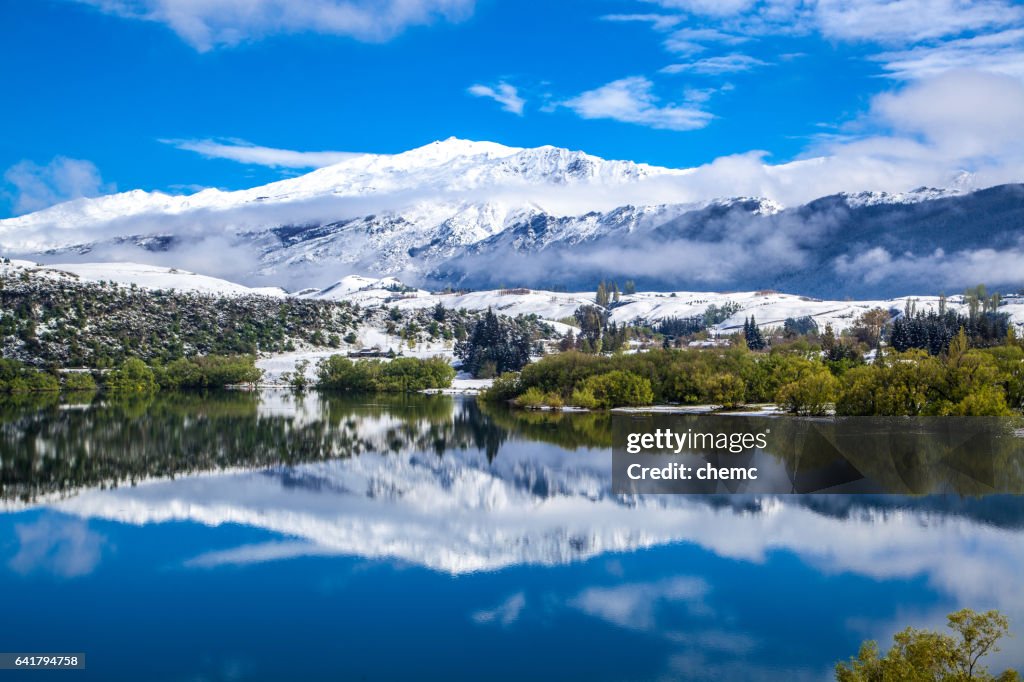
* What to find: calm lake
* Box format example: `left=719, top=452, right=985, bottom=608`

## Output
left=1, top=390, right=1023, bottom=681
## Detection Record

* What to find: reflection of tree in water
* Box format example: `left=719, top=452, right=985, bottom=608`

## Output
left=0, top=391, right=457, bottom=503
left=476, top=401, right=613, bottom=451
left=0, top=391, right=611, bottom=502
left=5, top=391, right=1023, bottom=512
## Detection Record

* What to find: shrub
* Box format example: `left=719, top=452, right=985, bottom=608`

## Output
left=159, top=355, right=262, bottom=389
left=515, top=386, right=546, bottom=409
left=62, top=372, right=97, bottom=392
left=317, top=356, right=381, bottom=391
left=582, top=371, right=654, bottom=409
left=570, top=386, right=600, bottom=409
left=776, top=367, right=839, bottom=415
left=480, top=372, right=521, bottom=403
left=543, top=392, right=564, bottom=410
left=316, top=355, right=454, bottom=392
left=107, top=358, right=157, bottom=394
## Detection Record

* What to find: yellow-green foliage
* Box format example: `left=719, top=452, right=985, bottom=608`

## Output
left=509, top=345, right=1023, bottom=415
left=515, top=386, right=546, bottom=408
left=570, top=386, right=600, bottom=409
left=479, top=372, right=521, bottom=402
left=835, top=608, right=1018, bottom=682
left=836, top=349, right=1012, bottom=416
left=543, top=392, right=564, bottom=409
left=0, top=359, right=59, bottom=393
left=106, top=358, right=158, bottom=394
left=62, top=371, right=98, bottom=392
left=776, top=365, right=839, bottom=415
left=580, top=370, right=654, bottom=408
left=158, top=355, right=263, bottom=389
left=316, top=355, right=455, bottom=392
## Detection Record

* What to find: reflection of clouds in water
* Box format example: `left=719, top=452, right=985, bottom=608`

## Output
left=570, top=577, right=710, bottom=631
left=184, top=540, right=328, bottom=568
left=666, top=650, right=827, bottom=682
left=8, top=514, right=105, bottom=578
left=471, top=592, right=526, bottom=627
left=665, top=630, right=757, bottom=655
left=41, top=446, right=1024, bottom=674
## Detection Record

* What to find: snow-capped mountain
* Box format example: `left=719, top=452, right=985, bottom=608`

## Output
left=1, top=138, right=1021, bottom=298
left=0, top=138, right=676, bottom=238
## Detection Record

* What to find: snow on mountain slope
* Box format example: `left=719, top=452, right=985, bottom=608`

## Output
left=842, top=187, right=963, bottom=208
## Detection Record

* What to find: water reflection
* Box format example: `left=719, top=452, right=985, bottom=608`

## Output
left=1, top=391, right=1023, bottom=679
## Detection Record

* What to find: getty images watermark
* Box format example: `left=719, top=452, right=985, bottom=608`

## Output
left=612, top=413, right=1024, bottom=495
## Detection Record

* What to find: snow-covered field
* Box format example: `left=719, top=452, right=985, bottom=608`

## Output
left=302, top=275, right=1024, bottom=335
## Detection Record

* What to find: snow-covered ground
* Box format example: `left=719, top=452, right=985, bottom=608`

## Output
left=311, top=278, right=1024, bottom=335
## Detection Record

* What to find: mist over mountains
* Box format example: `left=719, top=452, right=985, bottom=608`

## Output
left=1, top=138, right=1021, bottom=298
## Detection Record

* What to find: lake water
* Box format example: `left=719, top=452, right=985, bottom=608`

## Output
left=1, top=391, right=1023, bottom=681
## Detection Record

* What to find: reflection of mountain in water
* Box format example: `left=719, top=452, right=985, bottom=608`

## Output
left=0, top=391, right=1021, bottom=581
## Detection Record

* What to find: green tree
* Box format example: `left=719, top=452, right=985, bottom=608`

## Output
left=835, top=608, right=1019, bottom=682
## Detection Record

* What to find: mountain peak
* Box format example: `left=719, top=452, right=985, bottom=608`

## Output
left=401, top=137, right=523, bottom=163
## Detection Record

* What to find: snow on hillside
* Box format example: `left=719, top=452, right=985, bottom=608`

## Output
left=48, top=262, right=287, bottom=297
left=312, top=282, right=1024, bottom=335
left=301, top=274, right=428, bottom=304
left=11, top=259, right=1024, bottom=334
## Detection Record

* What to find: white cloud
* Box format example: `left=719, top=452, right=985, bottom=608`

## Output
left=868, top=69, right=1024, bottom=159
left=72, top=0, right=476, bottom=51
left=645, top=0, right=757, bottom=18
left=661, top=53, right=769, bottom=74
left=601, top=13, right=684, bottom=31
left=834, top=245, right=1024, bottom=288
left=3, top=157, right=112, bottom=215
left=812, top=0, right=1022, bottom=44
left=632, top=0, right=1024, bottom=78
left=561, top=76, right=713, bottom=131
left=875, top=28, right=1024, bottom=79
left=467, top=82, right=526, bottom=115
left=163, top=138, right=366, bottom=168
left=662, top=27, right=749, bottom=55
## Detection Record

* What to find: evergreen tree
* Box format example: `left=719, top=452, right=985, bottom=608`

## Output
left=744, top=316, right=766, bottom=350
left=455, top=308, right=533, bottom=377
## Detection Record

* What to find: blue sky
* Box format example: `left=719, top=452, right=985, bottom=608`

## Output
left=2, top=0, right=1024, bottom=217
